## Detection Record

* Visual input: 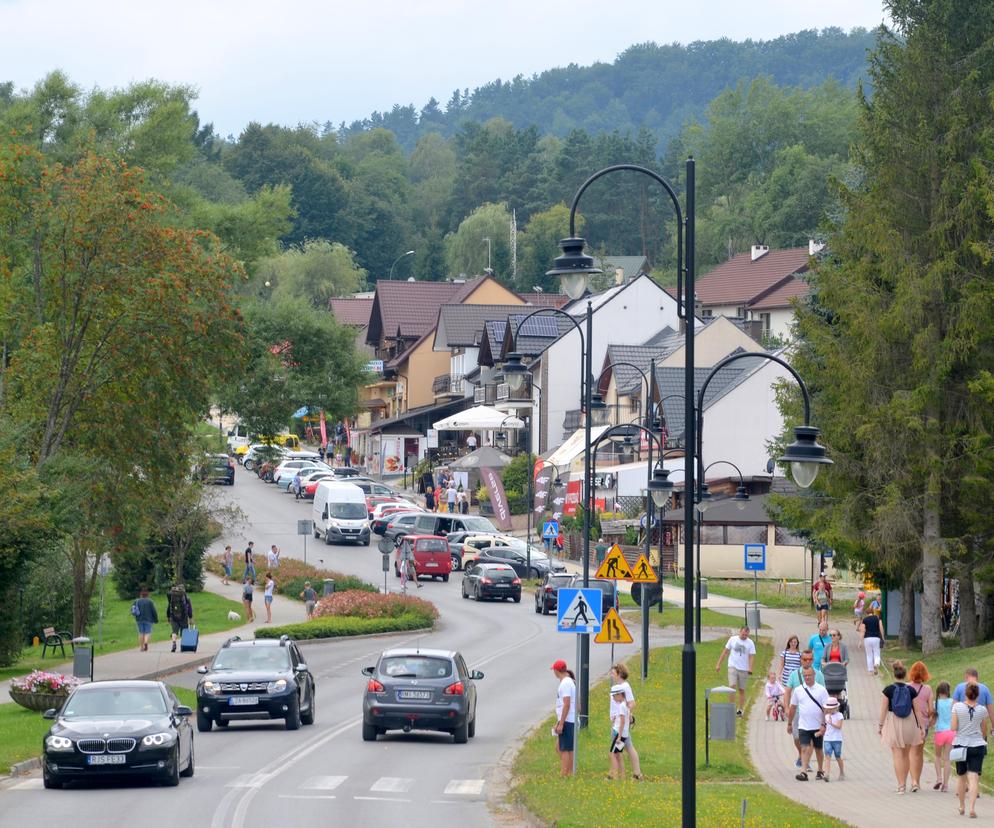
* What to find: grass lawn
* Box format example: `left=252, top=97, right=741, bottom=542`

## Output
left=0, top=581, right=245, bottom=683
left=512, top=638, right=846, bottom=828
left=665, top=576, right=816, bottom=611
left=0, top=684, right=199, bottom=773
left=884, top=637, right=994, bottom=684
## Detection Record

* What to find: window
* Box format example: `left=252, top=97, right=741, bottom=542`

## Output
left=701, top=308, right=713, bottom=318
left=759, top=312, right=771, bottom=334
left=726, top=525, right=767, bottom=544
left=700, top=523, right=725, bottom=544
left=775, top=526, right=807, bottom=546
left=735, top=307, right=745, bottom=318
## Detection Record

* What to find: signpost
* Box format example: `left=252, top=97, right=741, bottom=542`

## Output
left=557, top=587, right=603, bottom=774
left=542, top=518, right=560, bottom=552
left=744, top=543, right=766, bottom=603
left=298, top=520, right=313, bottom=565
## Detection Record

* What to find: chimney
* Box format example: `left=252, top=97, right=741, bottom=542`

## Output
left=751, top=245, right=769, bottom=262
left=615, top=267, right=624, bottom=286
left=808, top=239, right=825, bottom=256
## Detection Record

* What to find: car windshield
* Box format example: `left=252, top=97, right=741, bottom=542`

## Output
left=63, top=687, right=168, bottom=718
left=462, top=516, right=497, bottom=532
left=507, top=540, right=547, bottom=559
left=329, top=502, right=366, bottom=519
left=379, top=656, right=452, bottom=679
left=415, top=539, right=447, bottom=553
left=211, top=647, right=290, bottom=671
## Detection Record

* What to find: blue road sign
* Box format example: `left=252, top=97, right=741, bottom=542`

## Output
left=557, top=588, right=603, bottom=634
left=542, top=519, right=560, bottom=539
left=744, top=543, right=766, bottom=572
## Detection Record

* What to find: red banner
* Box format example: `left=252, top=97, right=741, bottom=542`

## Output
left=480, top=466, right=513, bottom=531
left=319, top=411, right=328, bottom=449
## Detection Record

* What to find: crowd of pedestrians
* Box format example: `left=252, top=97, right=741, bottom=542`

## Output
left=422, top=469, right=470, bottom=514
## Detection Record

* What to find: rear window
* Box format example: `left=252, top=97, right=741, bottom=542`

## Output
left=415, top=539, right=448, bottom=552
left=482, top=564, right=514, bottom=574
left=574, top=580, right=615, bottom=594
left=379, top=656, right=453, bottom=679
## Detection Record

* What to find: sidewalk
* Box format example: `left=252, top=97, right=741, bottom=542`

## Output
left=0, top=572, right=305, bottom=705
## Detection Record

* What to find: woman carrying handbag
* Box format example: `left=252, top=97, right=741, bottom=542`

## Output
left=951, top=682, right=990, bottom=817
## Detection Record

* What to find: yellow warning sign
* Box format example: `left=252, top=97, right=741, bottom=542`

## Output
left=594, top=607, right=633, bottom=644
left=595, top=544, right=633, bottom=580
left=629, top=554, right=657, bottom=583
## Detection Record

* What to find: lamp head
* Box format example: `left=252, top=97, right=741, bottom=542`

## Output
left=734, top=483, right=750, bottom=511
left=779, top=425, right=832, bottom=489
left=647, top=465, right=673, bottom=509
left=696, top=482, right=711, bottom=513
left=503, top=351, right=527, bottom=393
left=546, top=237, right=600, bottom=300
left=588, top=391, right=610, bottom=426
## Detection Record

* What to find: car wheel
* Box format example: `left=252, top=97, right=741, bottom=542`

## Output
left=42, top=766, right=63, bottom=789
left=476, top=587, right=484, bottom=602
left=163, top=746, right=181, bottom=786
left=451, top=555, right=461, bottom=571
left=300, top=690, right=316, bottom=725
left=513, top=595, right=521, bottom=603
left=363, top=537, right=370, bottom=546
left=285, top=696, right=302, bottom=730
left=196, top=709, right=212, bottom=732
left=362, top=722, right=378, bottom=742
left=530, top=567, right=540, bottom=580
left=534, top=600, right=541, bottom=613
left=468, top=714, right=476, bottom=738
left=324, top=530, right=333, bottom=546
left=394, top=563, right=400, bottom=578
left=453, top=720, right=469, bottom=744
left=441, top=574, right=449, bottom=583
left=244, top=460, right=255, bottom=471
left=180, top=739, right=195, bottom=778
left=314, top=527, right=320, bottom=539
left=542, top=602, right=550, bottom=616
left=461, top=584, right=468, bottom=599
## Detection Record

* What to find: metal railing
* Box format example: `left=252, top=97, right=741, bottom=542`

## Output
left=474, top=384, right=496, bottom=405
left=432, top=373, right=464, bottom=395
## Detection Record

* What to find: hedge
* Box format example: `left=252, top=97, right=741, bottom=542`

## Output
left=255, top=613, right=435, bottom=641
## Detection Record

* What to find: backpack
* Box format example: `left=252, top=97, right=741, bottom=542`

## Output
left=891, top=683, right=914, bottom=718
left=130, top=600, right=140, bottom=618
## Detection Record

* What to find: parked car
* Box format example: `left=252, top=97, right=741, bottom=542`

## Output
left=447, top=533, right=526, bottom=570
left=197, top=453, right=235, bottom=485
left=330, top=466, right=362, bottom=478
left=312, top=481, right=370, bottom=545
left=393, top=535, right=452, bottom=582
left=534, top=572, right=574, bottom=615
left=41, top=680, right=194, bottom=789
left=566, top=575, right=618, bottom=614
left=376, top=510, right=423, bottom=540
left=370, top=503, right=420, bottom=533
left=477, top=542, right=564, bottom=579
left=242, top=444, right=286, bottom=472
left=301, top=471, right=338, bottom=499
left=461, top=561, right=522, bottom=602
left=361, top=648, right=482, bottom=743
left=195, top=635, right=316, bottom=731
left=275, top=462, right=329, bottom=490
left=411, top=513, right=498, bottom=538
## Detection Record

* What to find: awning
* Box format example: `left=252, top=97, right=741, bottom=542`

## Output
left=433, top=405, right=524, bottom=431
left=545, top=425, right=610, bottom=470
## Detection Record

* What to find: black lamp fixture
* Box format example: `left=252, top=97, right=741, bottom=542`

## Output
left=733, top=483, right=750, bottom=511
left=696, top=482, right=711, bottom=513
left=502, top=352, right=528, bottom=393
left=546, top=237, right=601, bottom=300
left=778, top=425, right=832, bottom=489
left=647, top=465, right=674, bottom=508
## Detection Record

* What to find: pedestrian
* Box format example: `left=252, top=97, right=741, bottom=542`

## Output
left=823, top=697, right=846, bottom=781
left=933, top=681, right=954, bottom=792
left=820, top=629, right=849, bottom=668
left=908, top=660, right=934, bottom=792
left=243, top=541, right=256, bottom=580
left=715, top=626, right=755, bottom=716
left=263, top=571, right=275, bottom=623
left=808, top=621, right=831, bottom=669
left=878, top=660, right=924, bottom=794
left=166, top=584, right=193, bottom=653
left=853, top=590, right=866, bottom=634
left=765, top=671, right=785, bottom=721
left=300, top=581, right=318, bottom=620
left=609, top=684, right=630, bottom=780
left=435, top=483, right=445, bottom=513
left=447, top=480, right=457, bottom=513
left=318, top=444, right=326, bottom=463
left=869, top=592, right=882, bottom=615
left=953, top=668, right=994, bottom=722
left=292, top=469, right=303, bottom=499
left=784, top=650, right=825, bottom=769
left=131, top=587, right=158, bottom=652
left=812, top=573, right=833, bottom=623
left=952, top=682, right=990, bottom=817
left=859, top=610, right=884, bottom=675
left=222, top=544, right=234, bottom=585
left=459, top=488, right=469, bottom=514
left=242, top=576, right=255, bottom=623
left=777, top=635, right=802, bottom=687
left=425, top=483, right=435, bottom=511
left=787, top=666, right=829, bottom=782
left=268, top=544, right=280, bottom=569
left=610, top=663, right=643, bottom=780
left=467, top=433, right=477, bottom=451
left=551, top=659, right=576, bottom=777
left=399, top=540, right=420, bottom=590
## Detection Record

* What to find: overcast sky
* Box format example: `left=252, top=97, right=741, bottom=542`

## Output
left=2, top=0, right=889, bottom=138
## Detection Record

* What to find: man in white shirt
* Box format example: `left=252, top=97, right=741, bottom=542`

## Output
left=715, top=626, right=756, bottom=715
left=466, top=433, right=477, bottom=451
left=551, top=659, right=576, bottom=776
left=787, top=666, right=829, bottom=781
left=267, top=545, right=280, bottom=569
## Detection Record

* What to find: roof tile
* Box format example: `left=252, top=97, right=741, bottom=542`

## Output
left=695, top=247, right=810, bottom=306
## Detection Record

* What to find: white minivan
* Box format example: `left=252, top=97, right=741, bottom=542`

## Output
left=313, top=481, right=370, bottom=546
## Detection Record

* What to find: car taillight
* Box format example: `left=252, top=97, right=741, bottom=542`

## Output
left=512, top=578, right=521, bottom=585
left=367, top=679, right=385, bottom=692
left=481, top=577, right=492, bottom=584
left=444, top=682, right=464, bottom=696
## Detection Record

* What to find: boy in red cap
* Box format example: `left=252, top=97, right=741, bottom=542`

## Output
left=551, top=659, right=576, bottom=776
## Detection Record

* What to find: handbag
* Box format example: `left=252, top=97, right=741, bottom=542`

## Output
left=950, top=746, right=968, bottom=762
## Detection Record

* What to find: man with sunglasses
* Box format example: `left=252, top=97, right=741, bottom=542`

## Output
left=784, top=649, right=825, bottom=770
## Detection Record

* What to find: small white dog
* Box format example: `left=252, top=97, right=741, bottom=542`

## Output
left=227, top=610, right=241, bottom=622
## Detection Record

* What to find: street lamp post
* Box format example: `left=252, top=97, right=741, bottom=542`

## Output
left=388, top=249, right=415, bottom=280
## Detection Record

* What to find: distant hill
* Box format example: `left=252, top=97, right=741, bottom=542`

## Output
left=340, top=27, right=877, bottom=151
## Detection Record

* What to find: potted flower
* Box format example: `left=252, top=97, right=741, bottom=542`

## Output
left=8, top=670, right=82, bottom=712
left=475, top=484, right=493, bottom=516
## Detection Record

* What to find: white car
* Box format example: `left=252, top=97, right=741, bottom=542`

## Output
left=242, top=444, right=288, bottom=472
left=273, top=460, right=329, bottom=486
left=283, top=469, right=336, bottom=494
left=370, top=501, right=423, bottom=522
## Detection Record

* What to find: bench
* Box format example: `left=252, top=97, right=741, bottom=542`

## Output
left=42, top=627, right=73, bottom=659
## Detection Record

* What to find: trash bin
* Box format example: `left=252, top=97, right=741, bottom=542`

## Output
left=745, top=600, right=761, bottom=631
left=705, top=685, right=737, bottom=767
left=595, top=543, right=608, bottom=565
left=699, top=577, right=709, bottom=600
left=72, top=636, right=93, bottom=681
left=381, top=552, right=391, bottom=572
left=323, top=578, right=335, bottom=596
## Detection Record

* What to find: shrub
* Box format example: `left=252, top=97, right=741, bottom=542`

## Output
left=204, top=554, right=377, bottom=601
left=256, top=613, right=434, bottom=641
left=314, top=590, right=438, bottom=621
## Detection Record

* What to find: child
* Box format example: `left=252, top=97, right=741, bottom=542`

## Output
left=933, top=681, right=954, bottom=792
left=822, top=697, right=845, bottom=781
left=853, top=591, right=866, bottom=630
left=764, top=671, right=784, bottom=721
left=609, top=684, right=630, bottom=780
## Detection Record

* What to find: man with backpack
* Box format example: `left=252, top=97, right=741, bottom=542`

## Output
left=132, top=587, right=158, bottom=651
left=166, top=585, right=194, bottom=653
left=787, top=666, right=830, bottom=781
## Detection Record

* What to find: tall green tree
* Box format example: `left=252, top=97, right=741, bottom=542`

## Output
left=445, top=202, right=512, bottom=280
left=255, top=240, right=367, bottom=308
left=517, top=204, right=585, bottom=293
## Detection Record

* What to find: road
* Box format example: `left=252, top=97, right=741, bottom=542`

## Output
left=3, top=471, right=682, bottom=827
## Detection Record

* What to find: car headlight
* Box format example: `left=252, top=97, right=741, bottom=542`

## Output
left=267, top=679, right=287, bottom=693
left=201, top=680, right=220, bottom=696
left=46, top=736, right=74, bottom=752
left=141, top=732, right=177, bottom=748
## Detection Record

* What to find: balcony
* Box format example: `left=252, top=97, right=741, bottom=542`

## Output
left=562, top=409, right=582, bottom=431
left=432, top=373, right=464, bottom=397
left=495, top=373, right=532, bottom=403
left=473, top=384, right=496, bottom=405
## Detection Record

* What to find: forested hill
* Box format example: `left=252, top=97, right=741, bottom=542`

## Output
left=341, top=27, right=876, bottom=150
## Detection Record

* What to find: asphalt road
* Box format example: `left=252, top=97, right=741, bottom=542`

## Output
left=3, top=471, right=685, bottom=827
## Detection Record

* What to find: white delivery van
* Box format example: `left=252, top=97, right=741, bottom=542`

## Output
left=313, top=481, right=370, bottom=546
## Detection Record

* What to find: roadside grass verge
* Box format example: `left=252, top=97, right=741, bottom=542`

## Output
left=511, top=638, right=846, bottom=827
left=620, top=604, right=747, bottom=630
left=664, top=576, right=815, bottom=611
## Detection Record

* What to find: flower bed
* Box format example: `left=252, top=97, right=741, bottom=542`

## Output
left=205, top=554, right=378, bottom=601
left=8, top=671, right=81, bottom=712
left=314, top=591, right=438, bottom=621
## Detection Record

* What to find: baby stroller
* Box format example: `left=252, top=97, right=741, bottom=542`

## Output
left=822, top=661, right=850, bottom=719
left=770, top=693, right=787, bottom=722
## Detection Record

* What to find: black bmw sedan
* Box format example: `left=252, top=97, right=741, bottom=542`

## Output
left=42, top=680, right=194, bottom=789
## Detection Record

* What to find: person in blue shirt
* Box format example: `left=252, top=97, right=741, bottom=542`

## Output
left=808, top=621, right=831, bottom=670
left=952, top=668, right=994, bottom=721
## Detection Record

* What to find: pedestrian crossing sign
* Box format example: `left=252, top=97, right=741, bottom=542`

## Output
left=557, top=588, right=603, bottom=634
left=629, top=554, right=657, bottom=583
left=594, top=608, right=633, bottom=644
left=594, top=544, right=633, bottom=580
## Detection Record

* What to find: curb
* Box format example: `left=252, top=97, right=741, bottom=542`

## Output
left=9, top=757, right=41, bottom=777
left=487, top=718, right=548, bottom=828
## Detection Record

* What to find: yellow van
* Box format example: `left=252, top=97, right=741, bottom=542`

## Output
left=233, top=433, right=300, bottom=457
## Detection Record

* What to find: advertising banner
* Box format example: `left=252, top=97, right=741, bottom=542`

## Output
left=480, top=466, right=513, bottom=531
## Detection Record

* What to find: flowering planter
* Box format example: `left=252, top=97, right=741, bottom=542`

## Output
left=9, top=689, right=68, bottom=712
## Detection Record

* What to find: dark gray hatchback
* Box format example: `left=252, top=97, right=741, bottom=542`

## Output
left=361, top=648, right=482, bottom=743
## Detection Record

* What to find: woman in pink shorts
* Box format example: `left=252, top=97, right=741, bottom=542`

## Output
left=933, top=681, right=954, bottom=791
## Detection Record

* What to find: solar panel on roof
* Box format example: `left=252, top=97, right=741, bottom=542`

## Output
left=518, top=315, right=559, bottom=337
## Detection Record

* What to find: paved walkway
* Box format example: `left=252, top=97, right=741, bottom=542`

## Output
left=0, top=572, right=304, bottom=704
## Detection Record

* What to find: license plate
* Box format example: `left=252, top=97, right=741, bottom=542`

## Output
left=88, top=754, right=126, bottom=765
left=229, top=696, right=259, bottom=706
left=493, top=584, right=509, bottom=588
left=425, top=562, right=438, bottom=567
left=398, top=690, right=431, bottom=700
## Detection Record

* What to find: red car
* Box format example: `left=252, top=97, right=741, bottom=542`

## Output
left=366, top=494, right=403, bottom=519
left=393, top=535, right=452, bottom=582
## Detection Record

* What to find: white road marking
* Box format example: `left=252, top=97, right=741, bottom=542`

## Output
left=443, top=779, right=486, bottom=796
left=278, top=794, right=336, bottom=800
left=199, top=765, right=243, bottom=770
left=370, top=776, right=414, bottom=793
left=10, top=779, right=42, bottom=790
left=300, top=775, right=348, bottom=790
left=226, top=772, right=276, bottom=788
left=353, top=796, right=412, bottom=802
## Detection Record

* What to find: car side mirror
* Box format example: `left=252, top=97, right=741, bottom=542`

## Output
left=361, top=666, right=374, bottom=677
left=295, top=663, right=309, bottom=673
left=42, top=708, right=58, bottom=719
left=175, top=705, right=193, bottom=717
left=470, top=670, right=484, bottom=680
left=196, top=665, right=208, bottom=674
